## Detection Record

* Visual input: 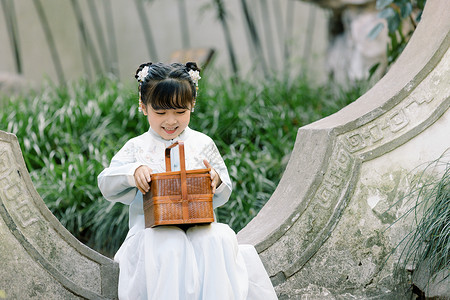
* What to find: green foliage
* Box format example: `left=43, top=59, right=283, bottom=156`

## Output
left=0, top=73, right=365, bottom=257
left=393, top=153, right=450, bottom=285
left=369, top=0, right=426, bottom=77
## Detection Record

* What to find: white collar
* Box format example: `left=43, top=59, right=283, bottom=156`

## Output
left=148, top=126, right=192, bottom=146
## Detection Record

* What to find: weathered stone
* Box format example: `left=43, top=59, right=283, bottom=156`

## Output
left=413, top=261, right=450, bottom=299
left=238, top=1, right=450, bottom=298
left=0, top=131, right=118, bottom=299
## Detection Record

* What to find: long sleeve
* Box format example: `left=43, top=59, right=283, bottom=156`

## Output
left=97, top=140, right=142, bottom=205
left=201, top=141, right=232, bottom=209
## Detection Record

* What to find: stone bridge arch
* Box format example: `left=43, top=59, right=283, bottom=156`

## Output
left=238, top=0, right=449, bottom=298
left=0, top=131, right=118, bottom=298
left=1, top=1, right=449, bottom=298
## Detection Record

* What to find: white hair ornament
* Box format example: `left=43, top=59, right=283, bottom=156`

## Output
left=188, top=70, right=201, bottom=86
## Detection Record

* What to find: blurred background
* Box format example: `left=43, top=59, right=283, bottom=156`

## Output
left=0, top=0, right=425, bottom=257
left=1, top=0, right=331, bottom=87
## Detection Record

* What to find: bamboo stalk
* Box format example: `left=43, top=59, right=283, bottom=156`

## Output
left=303, top=4, right=316, bottom=65
left=102, top=0, right=119, bottom=77
left=284, top=0, right=294, bottom=65
left=238, top=0, right=258, bottom=70
left=272, top=0, right=286, bottom=64
left=76, top=25, right=93, bottom=80
left=178, top=0, right=190, bottom=49
left=239, top=0, right=268, bottom=77
left=134, top=0, right=159, bottom=61
left=259, top=0, right=277, bottom=70
left=32, top=0, right=66, bottom=85
left=70, top=0, right=103, bottom=75
left=213, top=0, right=239, bottom=79
left=1, top=0, right=22, bottom=73
left=68, top=2, right=91, bottom=79
left=87, top=0, right=110, bottom=73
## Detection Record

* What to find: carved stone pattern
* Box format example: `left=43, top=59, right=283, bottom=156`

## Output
left=0, top=147, right=38, bottom=228
left=340, top=50, right=450, bottom=155
left=0, top=140, right=103, bottom=295
left=260, top=142, right=355, bottom=275
left=314, top=144, right=353, bottom=210
left=264, top=49, right=449, bottom=278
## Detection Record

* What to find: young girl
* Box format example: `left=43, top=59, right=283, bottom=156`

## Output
left=98, top=62, right=277, bottom=299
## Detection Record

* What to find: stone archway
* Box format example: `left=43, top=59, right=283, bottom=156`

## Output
left=1, top=1, right=449, bottom=299
left=237, top=0, right=449, bottom=298
left=0, top=131, right=118, bottom=298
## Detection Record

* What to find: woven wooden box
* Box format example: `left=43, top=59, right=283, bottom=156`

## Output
left=143, top=141, right=214, bottom=228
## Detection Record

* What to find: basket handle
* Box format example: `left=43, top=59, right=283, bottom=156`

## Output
left=165, top=142, right=188, bottom=218
left=164, top=141, right=186, bottom=172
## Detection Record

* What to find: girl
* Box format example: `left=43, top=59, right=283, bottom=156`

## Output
left=98, top=62, right=277, bottom=299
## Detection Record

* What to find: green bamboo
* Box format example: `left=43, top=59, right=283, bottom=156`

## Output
left=178, top=0, right=190, bottom=49
left=303, top=4, right=316, bottom=64
left=102, top=0, right=119, bottom=77
left=212, top=0, right=239, bottom=79
left=134, top=0, right=159, bottom=61
left=76, top=29, right=93, bottom=80
left=32, top=0, right=66, bottom=85
left=239, top=0, right=268, bottom=77
left=272, top=0, right=285, bottom=62
left=284, top=0, right=294, bottom=65
left=70, top=1, right=92, bottom=80
left=259, top=0, right=277, bottom=69
left=70, top=0, right=103, bottom=75
left=1, top=0, right=22, bottom=74
left=87, top=0, right=110, bottom=73
left=238, top=1, right=258, bottom=70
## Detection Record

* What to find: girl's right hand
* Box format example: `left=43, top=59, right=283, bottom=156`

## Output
left=134, top=165, right=153, bottom=195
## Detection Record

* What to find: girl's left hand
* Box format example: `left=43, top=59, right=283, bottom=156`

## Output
left=203, top=159, right=222, bottom=194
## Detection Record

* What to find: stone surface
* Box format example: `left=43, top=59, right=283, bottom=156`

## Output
left=238, top=0, right=450, bottom=299
left=413, top=261, right=450, bottom=299
left=0, top=131, right=118, bottom=299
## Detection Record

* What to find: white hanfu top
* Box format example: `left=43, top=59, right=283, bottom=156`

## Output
left=98, top=126, right=232, bottom=239
left=97, top=126, right=277, bottom=299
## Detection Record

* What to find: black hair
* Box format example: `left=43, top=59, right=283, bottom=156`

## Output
left=135, top=62, right=200, bottom=110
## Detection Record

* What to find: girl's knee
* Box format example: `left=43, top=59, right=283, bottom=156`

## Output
left=150, top=225, right=185, bottom=236
left=147, top=226, right=189, bottom=250
left=187, top=223, right=238, bottom=246
left=209, top=223, right=236, bottom=240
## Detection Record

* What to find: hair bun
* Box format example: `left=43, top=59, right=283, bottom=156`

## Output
left=135, top=62, right=153, bottom=80
left=185, top=62, right=200, bottom=72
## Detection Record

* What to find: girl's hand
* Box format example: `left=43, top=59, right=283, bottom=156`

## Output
left=203, top=160, right=222, bottom=194
left=134, top=165, right=153, bottom=195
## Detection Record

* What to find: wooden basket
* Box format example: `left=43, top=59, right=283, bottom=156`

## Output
left=143, top=141, right=214, bottom=228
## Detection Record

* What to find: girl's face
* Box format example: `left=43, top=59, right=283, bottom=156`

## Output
left=142, top=104, right=191, bottom=140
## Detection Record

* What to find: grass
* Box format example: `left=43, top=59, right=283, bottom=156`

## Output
left=392, top=153, right=450, bottom=288
left=0, top=72, right=365, bottom=257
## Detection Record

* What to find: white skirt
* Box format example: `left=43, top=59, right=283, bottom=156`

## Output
left=114, top=223, right=277, bottom=300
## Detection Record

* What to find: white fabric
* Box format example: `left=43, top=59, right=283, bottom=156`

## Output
left=98, top=127, right=277, bottom=299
